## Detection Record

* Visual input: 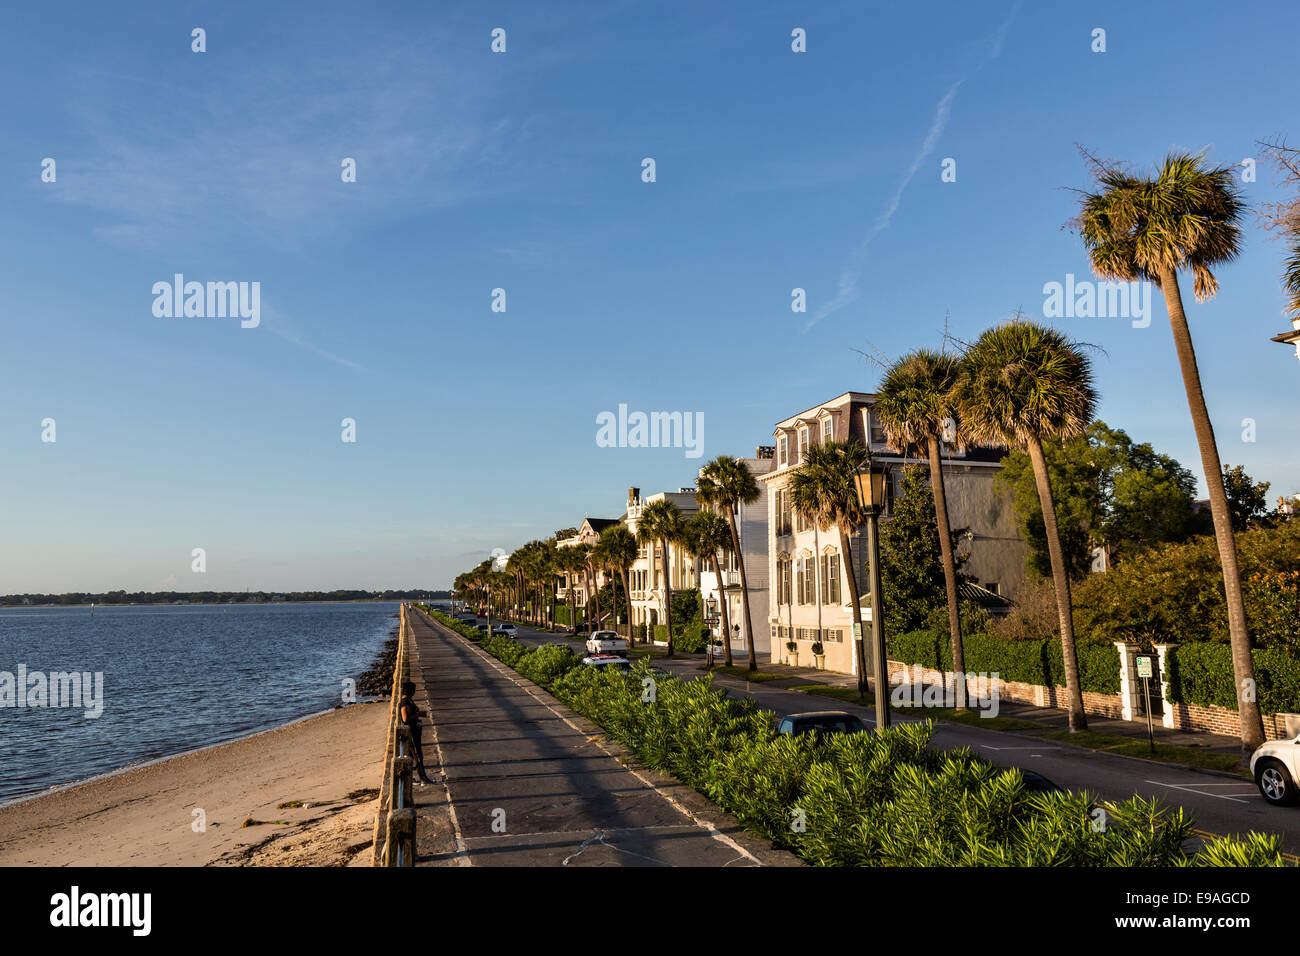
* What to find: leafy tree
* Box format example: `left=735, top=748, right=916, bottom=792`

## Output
left=998, top=421, right=1199, bottom=577
left=1076, top=149, right=1264, bottom=754
left=1222, top=464, right=1271, bottom=531
left=879, top=464, right=965, bottom=634
left=1073, top=519, right=1300, bottom=651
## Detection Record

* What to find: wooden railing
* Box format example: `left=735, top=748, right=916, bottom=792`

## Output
left=371, top=603, right=416, bottom=866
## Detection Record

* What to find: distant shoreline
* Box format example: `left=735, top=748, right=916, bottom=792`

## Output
left=0, top=599, right=435, bottom=610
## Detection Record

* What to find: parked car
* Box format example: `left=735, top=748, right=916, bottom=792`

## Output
left=475, top=623, right=490, bottom=635
left=1017, top=770, right=1065, bottom=794
left=775, top=711, right=866, bottom=737
left=585, top=630, right=628, bottom=656
left=1251, top=731, right=1300, bottom=806
left=493, top=624, right=517, bottom=638
left=581, top=653, right=632, bottom=673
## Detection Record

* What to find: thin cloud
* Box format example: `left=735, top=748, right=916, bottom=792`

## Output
left=805, top=2, right=1021, bottom=332
left=259, top=304, right=370, bottom=373
left=46, top=34, right=517, bottom=256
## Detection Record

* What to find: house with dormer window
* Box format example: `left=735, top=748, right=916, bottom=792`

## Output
left=761, top=391, right=1026, bottom=676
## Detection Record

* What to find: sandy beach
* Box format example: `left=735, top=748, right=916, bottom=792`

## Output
left=0, top=700, right=388, bottom=867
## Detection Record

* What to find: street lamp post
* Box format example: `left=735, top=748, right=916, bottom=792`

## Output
left=852, top=462, right=890, bottom=732
left=705, top=595, right=719, bottom=666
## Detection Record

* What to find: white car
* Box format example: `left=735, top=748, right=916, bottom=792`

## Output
left=493, top=624, right=518, bottom=638
left=581, top=653, right=632, bottom=673
left=585, top=630, right=628, bottom=656
left=1250, top=731, right=1300, bottom=806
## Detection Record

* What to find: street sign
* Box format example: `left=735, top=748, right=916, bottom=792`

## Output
left=852, top=623, right=862, bottom=639
left=1136, top=656, right=1153, bottom=678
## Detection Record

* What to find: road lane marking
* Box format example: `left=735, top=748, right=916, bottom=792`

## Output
left=1145, top=780, right=1252, bottom=804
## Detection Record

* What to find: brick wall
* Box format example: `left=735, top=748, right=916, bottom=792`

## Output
left=886, top=659, right=1299, bottom=740
left=884, top=659, right=1126, bottom=719
left=1165, top=700, right=1299, bottom=741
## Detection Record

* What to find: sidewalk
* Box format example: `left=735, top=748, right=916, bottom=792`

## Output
left=404, top=609, right=798, bottom=866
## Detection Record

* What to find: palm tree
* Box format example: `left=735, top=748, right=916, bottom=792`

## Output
left=956, top=319, right=1096, bottom=732
left=684, top=511, right=736, bottom=666
left=538, top=537, right=558, bottom=629
left=556, top=546, right=585, bottom=633
left=787, top=439, right=873, bottom=694
left=636, top=499, right=685, bottom=657
left=1077, top=151, right=1264, bottom=753
left=597, top=525, right=638, bottom=639
left=574, top=543, right=599, bottom=630
left=697, top=456, right=762, bottom=670
left=875, top=348, right=969, bottom=706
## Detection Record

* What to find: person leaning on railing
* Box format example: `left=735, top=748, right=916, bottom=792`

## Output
left=398, top=681, right=435, bottom=785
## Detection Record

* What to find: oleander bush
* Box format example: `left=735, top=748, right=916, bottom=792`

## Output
left=428, top=603, right=1285, bottom=867
left=515, top=643, right=578, bottom=685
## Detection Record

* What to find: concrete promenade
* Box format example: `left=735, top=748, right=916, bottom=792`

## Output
left=404, top=608, right=797, bottom=866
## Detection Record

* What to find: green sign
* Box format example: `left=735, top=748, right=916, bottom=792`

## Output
left=852, top=623, right=862, bottom=639
left=1136, top=656, right=1153, bottom=679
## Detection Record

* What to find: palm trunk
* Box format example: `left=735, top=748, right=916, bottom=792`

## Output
left=725, top=508, right=758, bottom=671
left=1159, top=268, right=1264, bottom=754
left=928, top=436, right=967, bottom=708
left=840, top=528, right=870, bottom=696
left=620, top=568, right=634, bottom=641
left=710, top=552, right=734, bottom=667
left=1027, top=437, right=1087, bottom=732
left=661, top=540, right=674, bottom=657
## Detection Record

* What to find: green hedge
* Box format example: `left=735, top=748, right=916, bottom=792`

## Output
left=1166, top=643, right=1300, bottom=714
left=888, top=630, right=1120, bottom=696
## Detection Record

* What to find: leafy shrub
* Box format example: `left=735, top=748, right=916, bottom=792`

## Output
left=516, top=644, right=578, bottom=686
left=1166, top=642, right=1300, bottom=714
left=673, top=619, right=708, bottom=653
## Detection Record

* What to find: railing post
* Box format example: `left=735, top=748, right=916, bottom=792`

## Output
left=391, top=755, right=414, bottom=811
left=384, top=808, right=415, bottom=867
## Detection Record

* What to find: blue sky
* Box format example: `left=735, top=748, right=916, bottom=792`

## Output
left=2, top=0, right=1297, bottom=592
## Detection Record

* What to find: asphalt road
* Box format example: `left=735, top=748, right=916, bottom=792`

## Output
left=498, top=618, right=1300, bottom=855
